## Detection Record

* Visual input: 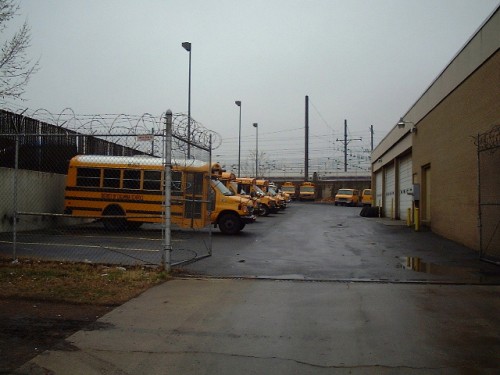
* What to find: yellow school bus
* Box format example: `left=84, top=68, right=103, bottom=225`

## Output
left=299, top=181, right=316, bottom=201
left=257, top=179, right=286, bottom=210
left=361, top=188, right=372, bottom=206
left=334, top=188, right=360, bottom=206
left=280, top=181, right=297, bottom=200
left=220, top=171, right=261, bottom=213
left=235, top=177, right=278, bottom=216
left=209, top=171, right=256, bottom=233
left=64, top=155, right=255, bottom=234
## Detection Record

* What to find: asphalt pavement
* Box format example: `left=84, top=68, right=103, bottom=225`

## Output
left=184, top=202, right=500, bottom=284
left=16, top=202, right=500, bottom=374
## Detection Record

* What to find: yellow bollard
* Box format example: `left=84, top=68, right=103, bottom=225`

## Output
left=406, top=208, right=411, bottom=227
left=414, top=207, right=420, bottom=231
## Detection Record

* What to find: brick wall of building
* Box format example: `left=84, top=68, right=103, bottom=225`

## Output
left=411, top=52, right=500, bottom=251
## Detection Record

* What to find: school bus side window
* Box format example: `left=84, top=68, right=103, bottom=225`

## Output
left=76, top=168, right=101, bottom=187
left=123, top=170, right=140, bottom=190
left=143, top=170, right=162, bottom=191
left=103, top=169, right=121, bottom=188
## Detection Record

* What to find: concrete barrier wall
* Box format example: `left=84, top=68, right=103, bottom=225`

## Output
left=0, top=168, right=68, bottom=232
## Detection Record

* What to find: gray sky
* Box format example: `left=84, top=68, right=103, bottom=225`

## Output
left=4, top=0, right=499, bottom=175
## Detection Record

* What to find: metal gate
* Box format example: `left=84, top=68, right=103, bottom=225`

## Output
left=477, top=125, right=500, bottom=263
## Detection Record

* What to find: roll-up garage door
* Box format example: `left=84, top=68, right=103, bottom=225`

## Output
left=398, top=156, right=413, bottom=220
left=375, top=171, right=383, bottom=207
left=384, top=164, right=395, bottom=218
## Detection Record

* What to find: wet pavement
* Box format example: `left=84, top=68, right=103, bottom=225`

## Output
left=18, top=279, right=500, bottom=374
left=15, top=202, right=500, bottom=374
left=182, top=202, right=500, bottom=284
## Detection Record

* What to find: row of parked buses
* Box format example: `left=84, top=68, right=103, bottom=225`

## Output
left=220, top=172, right=290, bottom=217
left=280, top=181, right=316, bottom=201
left=334, top=188, right=372, bottom=206
left=63, top=155, right=291, bottom=235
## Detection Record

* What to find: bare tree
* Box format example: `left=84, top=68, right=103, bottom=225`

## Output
left=0, top=0, right=38, bottom=99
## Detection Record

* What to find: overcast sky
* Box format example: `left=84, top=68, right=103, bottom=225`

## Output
left=3, top=0, right=499, bottom=175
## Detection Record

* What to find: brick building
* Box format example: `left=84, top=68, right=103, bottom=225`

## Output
left=372, top=7, right=499, bottom=261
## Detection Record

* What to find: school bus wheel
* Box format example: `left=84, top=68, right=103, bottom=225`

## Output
left=260, top=204, right=270, bottom=217
left=218, top=213, right=242, bottom=235
left=102, top=205, right=128, bottom=231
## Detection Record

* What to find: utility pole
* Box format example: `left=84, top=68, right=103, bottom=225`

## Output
left=370, top=125, right=374, bottom=151
left=305, top=95, right=309, bottom=181
left=336, top=119, right=361, bottom=172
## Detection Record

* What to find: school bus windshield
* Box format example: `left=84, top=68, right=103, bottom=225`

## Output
left=211, top=179, right=234, bottom=196
left=268, top=187, right=278, bottom=196
left=229, top=181, right=241, bottom=194
left=338, top=189, right=355, bottom=195
left=253, top=185, right=265, bottom=196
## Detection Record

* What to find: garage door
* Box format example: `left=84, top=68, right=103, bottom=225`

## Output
left=375, top=171, right=383, bottom=207
left=384, top=164, right=395, bottom=218
left=398, top=156, right=413, bottom=220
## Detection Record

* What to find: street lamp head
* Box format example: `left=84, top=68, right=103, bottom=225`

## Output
left=235, top=101, right=241, bottom=107
left=253, top=123, right=258, bottom=128
left=181, top=41, right=191, bottom=52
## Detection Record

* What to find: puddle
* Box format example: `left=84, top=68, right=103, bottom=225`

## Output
left=400, top=257, right=500, bottom=284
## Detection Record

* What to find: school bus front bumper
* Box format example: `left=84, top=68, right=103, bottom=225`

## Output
left=241, top=214, right=257, bottom=224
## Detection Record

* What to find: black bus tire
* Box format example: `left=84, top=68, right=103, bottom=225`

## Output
left=102, top=206, right=127, bottom=231
left=218, top=213, right=241, bottom=235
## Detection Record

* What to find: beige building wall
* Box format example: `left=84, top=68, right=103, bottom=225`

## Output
left=372, top=8, right=499, bottom=253
left=411, top=52, right=500, bottom=250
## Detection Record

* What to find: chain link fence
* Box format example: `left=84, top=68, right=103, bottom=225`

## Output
left=477, top=124, right=500, bottom=264
left=0, top=108, right=221, bottom=269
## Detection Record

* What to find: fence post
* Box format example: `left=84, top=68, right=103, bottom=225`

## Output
left=162, top=110, right=173, bottom=272
left=12, top=134, right=19, bottom=261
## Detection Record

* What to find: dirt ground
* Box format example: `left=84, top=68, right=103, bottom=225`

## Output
left=0, top=298, right=114, bottom=372
left=0, top=257, right=166, bottom=373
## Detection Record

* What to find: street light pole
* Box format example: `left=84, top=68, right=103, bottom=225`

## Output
left=253, top=123, right=258, bottom=178
left=235, top=101, right=242, bottom=177
left=182, top=41, right=192, bottom=158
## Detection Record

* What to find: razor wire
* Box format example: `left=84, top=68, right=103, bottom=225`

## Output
left=4, top=106, right=222, bottom=156
left=476, top=124, right=500, bottom=153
